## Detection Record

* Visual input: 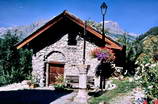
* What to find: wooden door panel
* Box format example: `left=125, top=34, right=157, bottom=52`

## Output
left=48, top=63, right=64, bottom=85
left=49, top=73, right=56, bottom=83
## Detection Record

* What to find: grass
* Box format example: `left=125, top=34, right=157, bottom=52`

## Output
left=88, top=78, right=137, bottom=104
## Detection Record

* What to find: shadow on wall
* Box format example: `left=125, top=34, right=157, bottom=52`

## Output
left=0, top=89, right=72, bottom=104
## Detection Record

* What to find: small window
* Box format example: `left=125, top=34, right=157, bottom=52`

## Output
left=68, top=34, right=77, bottom=45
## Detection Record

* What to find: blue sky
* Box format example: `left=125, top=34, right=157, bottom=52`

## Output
left=0, top=0, right=158, bottom=34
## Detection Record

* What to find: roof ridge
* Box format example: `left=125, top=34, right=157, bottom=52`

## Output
left=16, top=10, right=122, bottom=50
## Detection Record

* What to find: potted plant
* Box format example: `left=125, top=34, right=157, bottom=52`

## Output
left=54, top=74, right=66, bottom=91
left=90, top=46, right=116, bottom=90
left=90, top=46, right=115, bottom=62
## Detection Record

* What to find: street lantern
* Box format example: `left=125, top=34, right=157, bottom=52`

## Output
left=100, top=2, right=108, bottom=40
left=100, top=2, right=108, bottom=16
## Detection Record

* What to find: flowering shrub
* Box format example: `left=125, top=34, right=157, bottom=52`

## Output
left=141, top=65, right=158, bottom=99
left=136, top=63, right=158, bottom=103
left=90, top=47, right=115, bottom=62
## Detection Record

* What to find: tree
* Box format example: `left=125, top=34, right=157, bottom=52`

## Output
left=117, top=32, right=143, bottom=76
left=0, top=31, right=32, bottom=86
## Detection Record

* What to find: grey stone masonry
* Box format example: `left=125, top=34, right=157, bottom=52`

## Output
left=32, top=34, right=100, bottom=87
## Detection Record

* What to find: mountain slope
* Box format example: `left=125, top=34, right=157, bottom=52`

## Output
left=87, top=20, right=136, bottom=42
left=136, top=26, right=158, bottom=62
left=137, top=26, right=158, bottom=41
left=0, top=20, right=47, bottom=39
left=0, top=20, right=136, bottom=42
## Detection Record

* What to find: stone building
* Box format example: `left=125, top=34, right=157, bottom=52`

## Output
left=16, top=11, right=123, bottom=87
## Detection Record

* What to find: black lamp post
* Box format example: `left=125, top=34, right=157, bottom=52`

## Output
left=100, top=2, right=108, bottom=90
left=100, top=2, right=108, bottom=41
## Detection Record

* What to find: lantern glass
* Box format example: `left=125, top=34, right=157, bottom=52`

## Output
left=100, top=2, right=107, bottom=15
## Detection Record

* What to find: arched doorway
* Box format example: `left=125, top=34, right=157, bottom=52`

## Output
left=45, top=51, right=66, bottom=86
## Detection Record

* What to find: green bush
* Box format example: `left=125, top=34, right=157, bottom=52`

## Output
left=0, top=31, right=32, bottom=86
left=139, top=64, right=158, bottom=99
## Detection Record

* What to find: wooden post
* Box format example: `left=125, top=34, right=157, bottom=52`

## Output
left=83, top=21, right=87, bottom=64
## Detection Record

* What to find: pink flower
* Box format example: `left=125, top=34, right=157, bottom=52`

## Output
left=153, top=99, right=158, bottom=104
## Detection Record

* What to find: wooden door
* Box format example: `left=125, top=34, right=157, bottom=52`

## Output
left=49, top=62, right=64, bottom=85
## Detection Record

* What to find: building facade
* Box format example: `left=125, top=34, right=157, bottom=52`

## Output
left=16, top=11, right=123, bottom=87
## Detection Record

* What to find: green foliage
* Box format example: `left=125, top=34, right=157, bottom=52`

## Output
left=116, top=32, right=127, bottom=46
left=139, top=65, right=158, bottom=99
left=117, top=29, right=158, bottom=78
left=135, top=26, right=158, bottom=100
left=118, top=32, right=143, bottom=76
left=136, top=56, right=158, bottom=100
left=145, top=26, right=158, bottom=36
left=137, top=26, right=158, bottom=41
left=137, top=35, right=158, bottom=64
left=54, top=83, right=66, bottom=91
left=0, top=31, right=32, bottom=86
left=116, top=28, right=155, bottom=103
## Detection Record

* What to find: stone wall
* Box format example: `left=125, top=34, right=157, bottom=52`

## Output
left=32, top=34, right=100, bottom=87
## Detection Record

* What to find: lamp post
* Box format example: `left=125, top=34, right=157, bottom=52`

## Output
left=100, top=2, right=108, bottom=41
left=100, top=2, right=108, bottom=90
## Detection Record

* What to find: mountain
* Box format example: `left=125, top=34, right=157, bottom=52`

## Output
left=103, top=21, right=124, bottom=35
left=0, top=20, right=136, bottom=42
left=104, top=21, right=138, bottom=36
left=0, top=20, right=47, bottom=39
left=0, top=27, right=7, bottom=35
left=103, top=21, right=138, bottom=41
left=87, top=20, right=136, bottom=41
